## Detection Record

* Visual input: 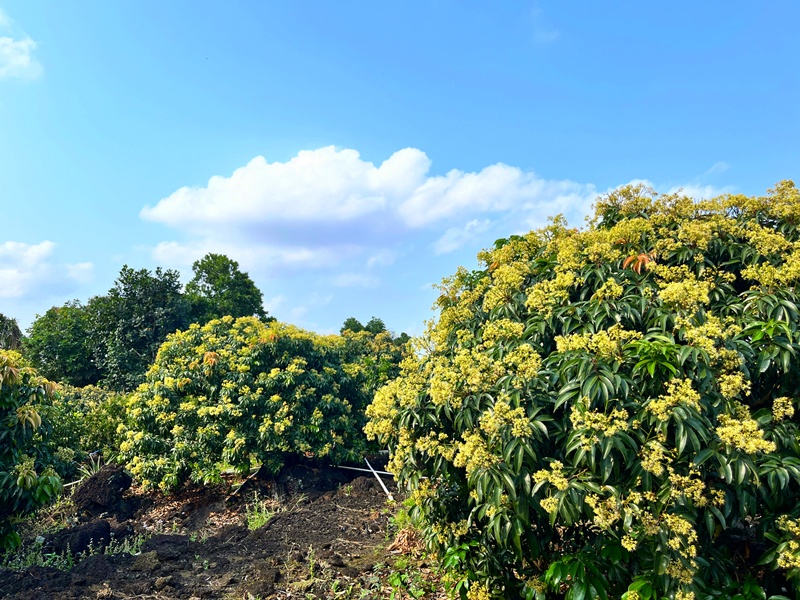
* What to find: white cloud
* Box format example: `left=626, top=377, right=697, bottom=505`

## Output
left=396, top=163, right=595, bottom=227
left=141, top=147, right=429, bottom=231
left=142, top=146, right=598, bottom=275
left=332, top=272, right=380, bottom=288
left=704, top=161, right=730, bottom=176
left=366, top=250, right=396, bottom=269
left=0, top=241, right=93, bottom=298
left=262, top=294, right=287, bottom=314
left=0, top=11, right=42, bottom=80
left=666, top=184, right=733, bottom=199
left=434, top=219, right=491, bottom=255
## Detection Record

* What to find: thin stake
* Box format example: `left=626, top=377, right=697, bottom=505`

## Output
left=365, top=457, right=394, bottom=501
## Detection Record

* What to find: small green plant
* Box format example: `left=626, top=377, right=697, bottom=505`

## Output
left=103, top=531, right=147, bottom=556
left=76, top=453, right=104, bottom=482
left=246, top=493, right=279, bottom=530
left=1, top=538, right=75, bottom=571
left=308, top=544, right=316, bottom=579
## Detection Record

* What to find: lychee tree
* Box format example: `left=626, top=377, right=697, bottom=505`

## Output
left=366, top=182, right=800, bottom=599
left=0, top=351, right=62, bottom=549
left=118, top=317, right=372, bottom=493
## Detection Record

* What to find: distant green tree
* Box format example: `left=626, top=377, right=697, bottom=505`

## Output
left=364, top=316, right=387, bottom=335
left=340, top=317, right=365, bottom=334
left=0, top=314, right=22, bottom=350
left=24, top=301, right=101, bottom=387
left=90, top=265, right=190, bottom=391
left=393, top=331, right=411, bottom=346
left=185, top=253, right=268, bottom=324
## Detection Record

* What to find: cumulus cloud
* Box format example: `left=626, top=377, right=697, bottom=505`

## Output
left=666, top=184, right=733, bottom=199
left=142, top=146, right=599, bottom=277
left=0, top=241, right=93, bottom=298
left=434, top=219, right=491, bottom=255
left=141, top=147, right=430, bottom=232
left=0, top=10, right=42, bottom=80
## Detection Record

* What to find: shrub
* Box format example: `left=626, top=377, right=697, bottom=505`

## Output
left=366, top=181, right=800, bottom=599
left=0, top=351, right=62, bottom=549
left=118, top=316, right=371, bottom=492
left=34, top=385, right=126, bottom=478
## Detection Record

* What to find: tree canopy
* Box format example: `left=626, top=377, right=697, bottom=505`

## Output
left=24, top=301, right=100, bottom=387
left=0, top=314, right=22, bottom=351
left=185, top=253, right=268, bottom=324
left=367, top=181, right=800, bottom=599
left=90, top=265, right=190, bottom=391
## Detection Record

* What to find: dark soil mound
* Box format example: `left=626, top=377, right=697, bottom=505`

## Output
left=71, top=464, right=134, bottom=519
left=45, top=519, right=111, bottom=555
left=1, top=463, right=399, bottom=599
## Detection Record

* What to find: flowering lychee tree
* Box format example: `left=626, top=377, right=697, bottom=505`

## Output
left=366, top=182, right=800, bottom=599
left=0, top=351, right=62, bottom=549
left=118, top=317, right=373, bottom=493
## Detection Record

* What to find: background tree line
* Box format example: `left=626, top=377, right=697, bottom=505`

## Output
left=4, top=253, right=269, bottom=391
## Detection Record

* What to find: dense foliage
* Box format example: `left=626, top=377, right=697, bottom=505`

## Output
left=24, top=300, right=100, bottom=387
left=367, top=182, right=800, bottom=599
left=118, top=317, right=374, bottom=492
left=185, top=253, right=269, bottom=324
left=90, top=265, right=191, bottom=391
left=0, top=351, right=61, bottom=549
left=0, top=314, right=22, bottom=351
left=24, top=254, right=271, bottom=392
left=34, top=384, right=126, bottom=478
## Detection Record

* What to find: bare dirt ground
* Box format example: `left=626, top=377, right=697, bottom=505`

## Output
left=0, top=459, right=441, bottom=600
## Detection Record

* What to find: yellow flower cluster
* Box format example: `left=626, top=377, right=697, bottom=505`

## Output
left=502, top=344, right=542, bottom=381
left=453, top=431, right=497, bottom=477
left=776, top=516, right=800, bottom=570
left=533, top=461, right=570, bottom=491
left=665, top=559, right=697, bottom=584
left=585, top=494, right=621, bottom=529
left=540, top=496, right=559, bottom=515
left=718, top=372, right=750, bottom=400
left=663, top=513, right=699, bottom=559
left=773, top=397, right=795, bottom=422
left=668, top=466, right=706, bottom=506
left=482, top=318, right=525, bottom=346
left=479, top=398, right=533, bottom=438
left=555, top=324, right=642, bottom=359
left=646, top=378, right=702, bottom=421
left=716, top=402, right=777, bottom=454
left=483, top=262, right=529, bottom=311
left=523, top=576, right=546, bottom=593
left=414, top=432, right=456, bottom=461
left=569, top=401, right=629, bottom=448
left=676, top=315, right=741, bottom=358
left=466, top=583, right=491, bottom=600
left=591, top=278, right=625, bottom=301
left=640, top=440, right=670, bottom=476
left=741, top=243, right=800, bottom=287
left=525, top=271, right=578, bottom=317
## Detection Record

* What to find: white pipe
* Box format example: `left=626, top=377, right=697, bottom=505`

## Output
left=365, top=457, right=394, bottom=501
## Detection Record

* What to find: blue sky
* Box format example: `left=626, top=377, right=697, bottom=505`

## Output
left=1, top=1, right=798, bottom=335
